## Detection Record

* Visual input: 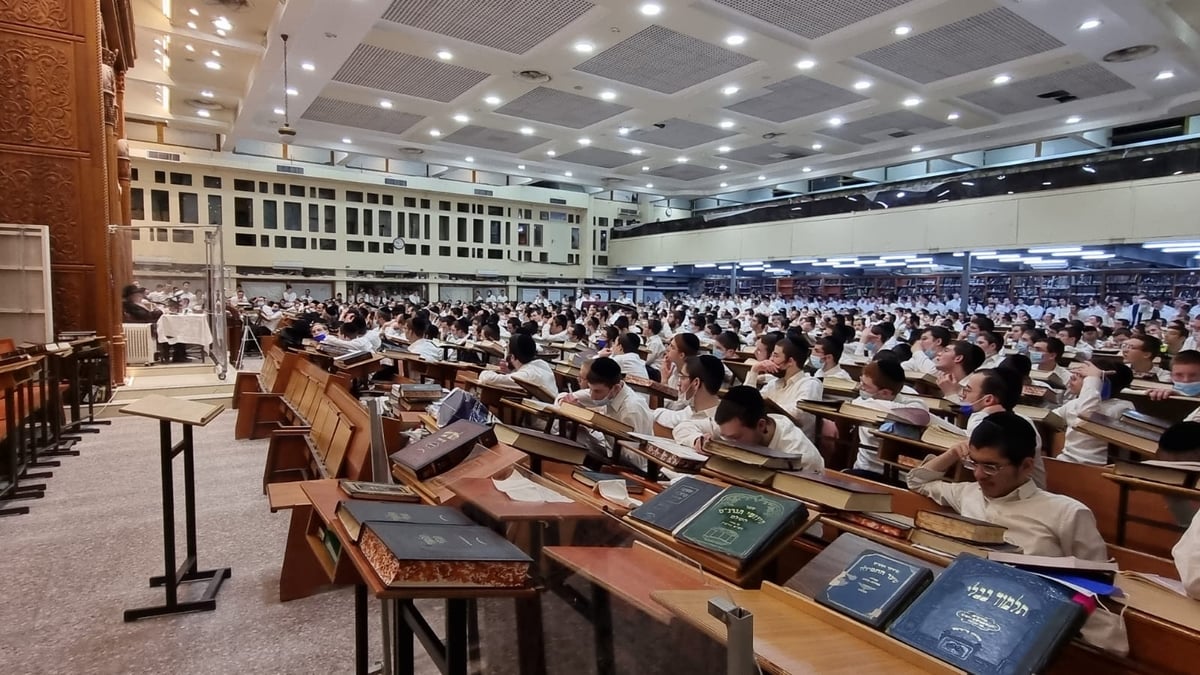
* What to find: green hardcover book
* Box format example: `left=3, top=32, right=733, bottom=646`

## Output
left=674, top=487, right=807, bottom=567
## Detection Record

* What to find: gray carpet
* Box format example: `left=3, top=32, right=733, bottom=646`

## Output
left=0, top=411, right=725, bottom=674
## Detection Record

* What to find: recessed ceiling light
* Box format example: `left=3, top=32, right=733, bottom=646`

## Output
left=465, top=156, right=474, bottom=163
left=802, top=167, right=812, bottom=173
left=517, top=164, right=526, bottom=170
left=213, top=16, right=232, bottom=31
left=718, top=120, right=735, bottom=129
left=1066, top=115, right=1082, bottom=124
left=380, top=99, right=393, bottom=109
left=519, top=126, right=534, bottom=135
left=721, top=85, right=740, bottom=96
left=484, top=95, right=501, bottom=105
left=200, top=89, right=214, bottom=98
left=853, top=80, right=872, bottom=90
left=286, top=87, right=298, bottom=96
left=893, top=24, right=912, bottom=36
left=617, top=127, right=630, bottom=135
left=437, top=50, right=453, bottom=60
left=645, top=183, right=653, bottom=188
left=676, top=156, right=688, bottom=163
left=1156, top=70, right=1176, bottom=80
left=429, top=129, right=441, bottom=137
left=828, top=116, right=844, bottom=127
left=186, top=21, right=197, bottom=30
left=546, top=150, right=557, bottom=156
left=724, top=34, right=746, bottom=46
left=573, top=41, right=594, bottom=53
left=718, top=164, right=727, bottom=170
left=578, top=137, right=591, bottom=145
left=196, top=109, right=211, bottom=118
left=630, top=148, right=643, bottom=155
left=1079, top=18, right=1102, bottom=31
left=300, top=61, right=315, bottom=71
left=184, top=44, right=195, bottom=52
left=204, top=60, right=221, bottom=70
left=719, top=182, right=728, bottom=188
left=641, top=166, right=650, bottom=171
left=188, top=8, right=199, bottom=16
left=757, top=175, right=766, bottom=180
left=717, top=145, right=731, bottom=153
left=273, top=107, right=285, bottom=115
left=902, top=96, right=921, bottom=107
left=796, top=59, right=816, bottom=70
left=564, top=171, right=573, bottom=177
left=341, top=137, right=352, bottom=144
left=599, top=90, right=617, bottom=101
left=946, top=112, right=960, bottom=121
left=992, top=74, right=1012, bottom=85
left=639, top=3, right=662, bottom=16
left=216, top=29, right=226, bottom=37
left=453, top=113, right=469, bottom=123
left=911, top=145, right=923, bottom=152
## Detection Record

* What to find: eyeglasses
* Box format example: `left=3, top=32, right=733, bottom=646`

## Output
left=961, top=458, right=1009, bottom=477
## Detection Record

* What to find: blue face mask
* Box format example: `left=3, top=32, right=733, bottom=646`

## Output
left=966, top=330, right=978, bottom=342
left=809, top=355, right=823, bottom=370
left=713, top=348, right=726, bottom=359
left=865, top=342, right=879, bottom=355
left=958, top=403, right=973, bottom=416
left=1174, top=381, right=1200, bottom=397
left=923, top=348, right=936, bottom=359
left=1015, top=341, right=1030, bottom=354
left=1029, top=351, right=1044, bottom=364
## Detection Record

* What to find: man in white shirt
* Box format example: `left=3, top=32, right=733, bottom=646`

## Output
left=902, top=326, right=952, bottom=374
left=664, top=355, right=724, bottom=448
left=1031, top=336, right=1073, bottom=385
left=405, top=316, right=443, bottom=362
left=975, top=331, right=1005, bottom=370
left=759, top=337, right=823, bottom=439
left=959, top=368, right=1047, bottom=488
left=850, top=359, right=928, bottom=477
left=907, top=411, right=1107, bottom=561
left=1055, top=363, right=1135, bottom=465
left=933, top=340, right=985, bottom=401
left=604, top=332, right=649, bottom=379
left=811, top=337, right=853, bottom=381
left=642, top=318, right=667, bottom=372
left=560, top=356, right=654, bottom=462
left=282, top=284, right=297, bottom=308
left=479, top=333, right=558, bottom=396
left=712, top=386, right=824, bottom=473
left=1157, top=422, right=1200, bottom=598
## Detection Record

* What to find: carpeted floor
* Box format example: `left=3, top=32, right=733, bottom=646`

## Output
left=0, top=409, right=726, bottom=674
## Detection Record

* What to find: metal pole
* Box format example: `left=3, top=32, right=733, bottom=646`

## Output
left=730, top=265, right=738, bottom=296
left=961, top=251, right=972, bottom=316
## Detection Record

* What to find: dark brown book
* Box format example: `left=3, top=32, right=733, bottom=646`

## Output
left=359, top=521, right=531, bottom=588
left=558, top=402, right=634, bottom=437
left=1120, top=410, right=1172, bottom=434
left=907, top=529, right=1019, bottom=558
left=915, top=510, right=1007, bottom=544
left=389, top=420, right=496, bottom=480
left=704, top=455, right=777, bottom=485
left=398, top=383, right=444, bottom=401
left=702, top=437, right=803, bottom=470
left=493, top=423, right=591, bottom=465
left=1113, top=460, right=1200, bottom=487
left=770, top=471, right=893, bottom=512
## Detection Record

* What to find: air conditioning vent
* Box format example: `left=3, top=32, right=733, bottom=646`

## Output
left=147, top=150, right=181, bottom=162
left=384, top=178, right=408, bottom=187
left=474, top=188, right=494, bottom=196
left=888, top=131, right=913, bottom=138
left=276, top=165, right=304, bottom=175
left=618, top=208, right=639, bottom=216
left=549, top=198, right=567, bottom=205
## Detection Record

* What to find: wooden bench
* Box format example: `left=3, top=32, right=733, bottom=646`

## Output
left=234, top=345, right=301, bottom=440
left=232, top=340, right=287, bottom=411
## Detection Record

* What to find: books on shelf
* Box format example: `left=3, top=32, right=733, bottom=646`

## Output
left=359, top=520, right=532, bottom=588
left=627, top=476, right=724, bottom=534
left=674, top=487, right=807, bottom=567
left=1120, top=410, right=1172, bottom=434
left=886, top=555, right=1087, bottom=675
left=389, top=420, right=497, bottom=481
left=335, top=500, right=474, bottom=542
left=338, top=480, right=420, bottom=503
left=1113, top=459, right=1200, bottom=487
left=770, top=470, right=893, bottom=512
left=571, top=468, right=644, bottom=494
left=628, top=432, right=708, bottom=472
left=915, top=510, right=1007, bottom=545
left=494, top=423, right=592, bottom=466
left=907, top=530, right=1019, bottom=559
left=817, top=549, right=934, bottom=629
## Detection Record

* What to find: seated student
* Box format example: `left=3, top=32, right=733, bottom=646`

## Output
left=1031, top=336, right=1073, bottom=385
left=604, top=332, right=649, bottom=379
left=759, top=337, right=824, bottom=439
left=959, top=366, right=1047, bottom=489
left=710, top=386, right=824, bottom=472
left=853, top=323, right=894, bottom=358
left=1122, top=334, right=1171, bottom=383
left=1059, top=324, right=1093, bottom=359
left=902, top=326, right=952, bottom=374
left=560, top=356, right=654, bottom=462
left=667, top=355, right=725, bottom=448
left=1147, top=350, right=1200, bottom=421
left=744, top=331, right=784, bottom=386
left=663, top=332, right=701, bottom=392
left=1055, top=363, right=1135, bottom=465
left=906, top=411, right=1107, bottom=560
left=848, top=359, right=929, bottom=479
left=934, top=340, right=986, bottom=400
left=643, top=318, right=667, bottom=370
left=479, top=333, right=558, bottom=395
left=811, top=337, right=853, bottom=381
left=976, top=331, right=1005, bottom=370
left=1158, top=422, right=1200, bottom=598
left=542, top=314, right=571, bottom=342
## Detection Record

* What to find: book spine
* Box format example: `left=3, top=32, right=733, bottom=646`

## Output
left=841, top=513, right=907, bottom=538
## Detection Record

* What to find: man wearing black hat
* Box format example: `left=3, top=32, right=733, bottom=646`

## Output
left=122, top=284, right=159, bottom=324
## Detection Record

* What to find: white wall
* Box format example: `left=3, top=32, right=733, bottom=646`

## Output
left=609, top=173, right=1200, bottom=266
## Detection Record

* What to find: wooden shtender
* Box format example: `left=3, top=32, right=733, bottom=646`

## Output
left=121, top=394, right=223, bottom=426
left=652, top=583, right=962, bottom=675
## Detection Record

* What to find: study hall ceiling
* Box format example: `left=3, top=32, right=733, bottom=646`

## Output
left=128, top=0, right=1200, bottom=197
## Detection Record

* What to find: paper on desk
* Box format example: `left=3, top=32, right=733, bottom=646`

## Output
left=492, top=473, right=573, bottom=503
left=596, top=479, right=643, bottom=508
left=1124, top=571, right=1188, bottom=597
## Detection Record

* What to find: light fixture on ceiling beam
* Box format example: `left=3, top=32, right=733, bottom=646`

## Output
left=992, top=74, right=1012, bottom=85
left=796, top=59, right=816, bottom=70
left=893, top=25, right=912, bottom=36
left=436, top=50, right=453, bottom=60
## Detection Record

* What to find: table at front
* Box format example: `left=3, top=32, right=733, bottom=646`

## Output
left=298, top=480, right=543, bottom=675
left=156, top=314, right=214, bottom=354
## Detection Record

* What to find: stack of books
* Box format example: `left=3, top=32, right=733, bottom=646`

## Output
left=770, top=470, right=893, bottom=513
left=389, top=420, right=496, bottom=481
left=907, top=510, right=1017, bottom=558
left=388, top=383, right=443, bottom=413
left=628, top=432, right=708, bottom=473
left=1076, top=411, right=1161, bottom=456
left=1113, top=459, right=1200, bottom=487
left=702, top=437, right=805, bottom=485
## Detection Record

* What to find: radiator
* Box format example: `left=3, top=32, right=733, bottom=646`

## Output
left=123, top=323, right=156, bottom=366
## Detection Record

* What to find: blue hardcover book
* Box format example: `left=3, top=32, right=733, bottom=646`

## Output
left=816, top=549, right=935, bottom=629
left=886, top=555, right=1086, bottom=675
left=627, top=476, right=723, bottom=534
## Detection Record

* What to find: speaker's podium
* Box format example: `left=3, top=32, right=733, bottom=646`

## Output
left=120, top=394, right=231, bottom=621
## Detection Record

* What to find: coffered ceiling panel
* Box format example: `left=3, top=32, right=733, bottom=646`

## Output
left=556, top=147, right=639, bottom=168
left=714, top=0, right=914, bottom=40
left=627, top=118, right=736, bottom=150
left=574, top=25, right=755, bottom=94
left=333, top=44, right=490, bottom=102
left=382, top=0, right=594, bottom=54
left=959, top=64, right=1135, bottom=115
left=727, top=74, right=869, bottom=123
left=302, top=97, right=425, bottom=135
left=649, top=164, right=726, bottom=181
left=723, top=142, right=815, bottom=165
left=494, top=87, right=630, bottom=129
left=817, top=110, right=948, bottom=145
left=439, top=125, right=551, bottom=153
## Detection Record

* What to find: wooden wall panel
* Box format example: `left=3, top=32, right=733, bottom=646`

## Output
left=0, top=0, right=74, bottom=33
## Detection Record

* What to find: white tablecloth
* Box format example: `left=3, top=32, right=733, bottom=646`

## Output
left=156, top=314, right=213, bottom=346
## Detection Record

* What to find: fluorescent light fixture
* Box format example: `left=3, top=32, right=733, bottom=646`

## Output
left=187, top=21, right=197, bottom=29
left=718, top=265, right=734, bottom=270
left=826, top=258, right=856, bottom=263
left=1144, top=240, right=1200, bottom=248
left=1066, top=115, right=1082, bottom=124
left=724, top=34, right=746, bottom=46
left=301, top=62, right=315, bottom=71
left=517, top=164, right=526, bottom=170
left=429, top=129, right=441, bottom=137
left=1161, top=246, right=1200, bottom=253
left=895, top=191, right=906, bottom=198
left=1156, top=70, right=1176, bottom=81
left=564, top=171, right=572, bottom=177
left=992, top=74, right=1012, bottom=85
left=833, top=262, right=861, bottom=268
left=651, top=266, right=671, bottom=272
left=618, top=127, right=630, bottom=135
left=484, top=95, right=501, bottom=105
left=578, top=137, right=591, bottom=145
left=721, top=85, right=740, bottom=96
left=436, top=50, right=453, bottom=60
left=631, top=148, right=644, bottom=155
left=626, top=266, right=643, bottom=271
left=717, top=145, right=731, bottom=153
left=906, top=263, right=938, bottom=268
left=189, top=7, right=199, bottom=15
left=811, top=143, right=823, bottom=150
left=812, top=262, right=838, bottom=267
left=882, top=254, right=917, bottom=260
left=599, top=90, right=617, bottom=101
left=952, top=252, right=965, bottom=257
left=947, top=112, right=960, bottom=121
left=204, top=60, right=221, bottom=70
left=876, top=261, right=906, bottom=267
left=902, top=96, right=921, bottom=107
left=909, top=145, right=922, bottom=154
left=573, top=41, right=594, bottom=53
left=639, top=2, right=662, bottom=16
left=719, top=120, right=735, bottom=129
left=196, top=109, right=211, bottom=118
left=464, top=156, right=474, bottom=163
left=380, top=99, right=393, bottom=109
left=740, top=261, right=763, bottom=267
left=641, top=165, right=649, bottom=171
left=796, top=59, right=816, bottom=70
left=453, top=113, right=469, bottom=123
left=970, top=251, right=996, bottom=257
left=341, top=137, right=352, bottom=144
left=694, top=263, right=717, bottom=268
left=546, top=150, right=556, bottom=156
left=1079, top=19, right=1102, bottom=31
left=906, top=257, right=933, bottom=263
left=644, top=183, right=653, bottom=188
left=790, top=259, right=818, bottom=264
left=213, top=16, right=232, bottom=31
left=1051, top=251, right=1091, bottom=257
left=1082, top=166, right=1096, bottom=174
left=519, top=126, right=534, bottom=135
left=1028, top=246, right=1080, bottom=254
left=828, top=116, right=844, bottom=127
left=757, top=175, right=766, bottom=180
left=718, top=164, right=727, bottom=170
left=1082, top=253, right=1115, bottom=260
left=893, top=25, right=912, bottom=36
left=675, top=156, right=687, bottom=163
left=719, top=182, right=728, bottom=188
left=286, top=87, right=298, bottom=96
left=853, top=80, right=872, bottom=90
left=273, top=107, right=286, bottom=115
left=802, top=167, right=812, bottom=173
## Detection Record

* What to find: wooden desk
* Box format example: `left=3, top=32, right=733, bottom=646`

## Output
left=1117, top=389, right=1200, bottom=421
left=1102, top=473, right=1194, bottom=547
left=653, top=583, right=959, bottom=674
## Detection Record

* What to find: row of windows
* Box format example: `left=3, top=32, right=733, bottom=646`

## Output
left=133, top=169, right=582, bottom=223
left=228, top=233, right=576, bottom=263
